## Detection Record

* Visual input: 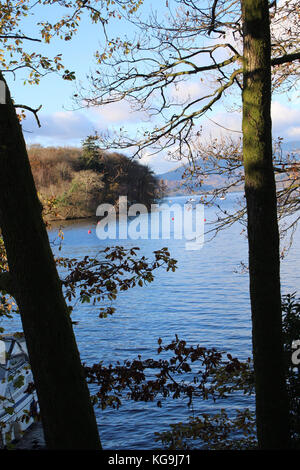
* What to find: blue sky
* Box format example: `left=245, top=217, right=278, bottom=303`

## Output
left=5, top=0, right=300, bottom=174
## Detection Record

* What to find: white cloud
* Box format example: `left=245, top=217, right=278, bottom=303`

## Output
left=139, top=151, right=155, bottom=166
left=170, top=81, right=207, bottom=102
left=287, top=127, right=300, bottom=138
left=199, top=110, right=242, bottom=141
left=139, top=151, right=180, bottom=175
left=271, top=101, right=300, bottom=138
left=90, top=100, right=147, bottom=124
left=201, top=101, right=300, bottom=141
left=22, top=110, right=97, bottom=146
left=21, top=97, right=300, bottom=169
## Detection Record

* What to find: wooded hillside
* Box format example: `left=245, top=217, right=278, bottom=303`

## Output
left=28, top=143, right=162, bottom=220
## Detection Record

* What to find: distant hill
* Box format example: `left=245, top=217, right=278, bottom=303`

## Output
left=158, top=164, right=186, bottom=182
left=157, top=163, right=224, bottom=195
left=157, top=140, right=300, bottom=195
left=281, top=141, right=300, bottom=152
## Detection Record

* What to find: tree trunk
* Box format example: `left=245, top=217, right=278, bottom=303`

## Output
left=241, top=0, right=290, bottom=449
left=0, top=74, right=101, bottom=449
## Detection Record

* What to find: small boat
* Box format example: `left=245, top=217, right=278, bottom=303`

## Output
left=0, top=334, right=39, bottom=448
left=219, top=195, right=226, bottom=200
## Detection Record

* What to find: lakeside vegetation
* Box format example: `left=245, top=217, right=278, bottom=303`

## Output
left=28, top=140, right=164, bottom=220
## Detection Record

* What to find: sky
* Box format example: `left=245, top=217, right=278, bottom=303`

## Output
left=5, top=0, right=300, bottom=174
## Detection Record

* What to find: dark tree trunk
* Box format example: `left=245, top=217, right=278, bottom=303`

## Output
left=241, top=0, right=290, bottom=449
left=0, top=74, right=101, bottom=449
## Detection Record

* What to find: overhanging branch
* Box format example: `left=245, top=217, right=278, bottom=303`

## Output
left=0, top=35, right=42, bottom=42
left=271, top=51, right=300, bottom=66
left=14, top=104, right=42, bottom=128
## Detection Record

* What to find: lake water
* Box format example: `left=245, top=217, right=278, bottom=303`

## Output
left=2, top=193, right=300, bottom=449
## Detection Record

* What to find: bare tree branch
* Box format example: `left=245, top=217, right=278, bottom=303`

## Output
left=271, top=51, right=300, bottom=66
left=14, top=104, right=42, bottom=128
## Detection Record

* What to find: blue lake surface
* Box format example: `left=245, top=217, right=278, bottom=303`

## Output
left=2, top=193, right=300, bottom=449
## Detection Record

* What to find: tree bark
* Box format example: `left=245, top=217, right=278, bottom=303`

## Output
left=0, top=73, right=101, bottom=449
left=241, top=0, right=290, bottom=448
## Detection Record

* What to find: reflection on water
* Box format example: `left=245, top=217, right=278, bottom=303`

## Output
left=2, top=193, right=300, bottom=449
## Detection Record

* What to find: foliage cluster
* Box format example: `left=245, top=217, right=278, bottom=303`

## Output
left=82, top=293, right=300, bottom=450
